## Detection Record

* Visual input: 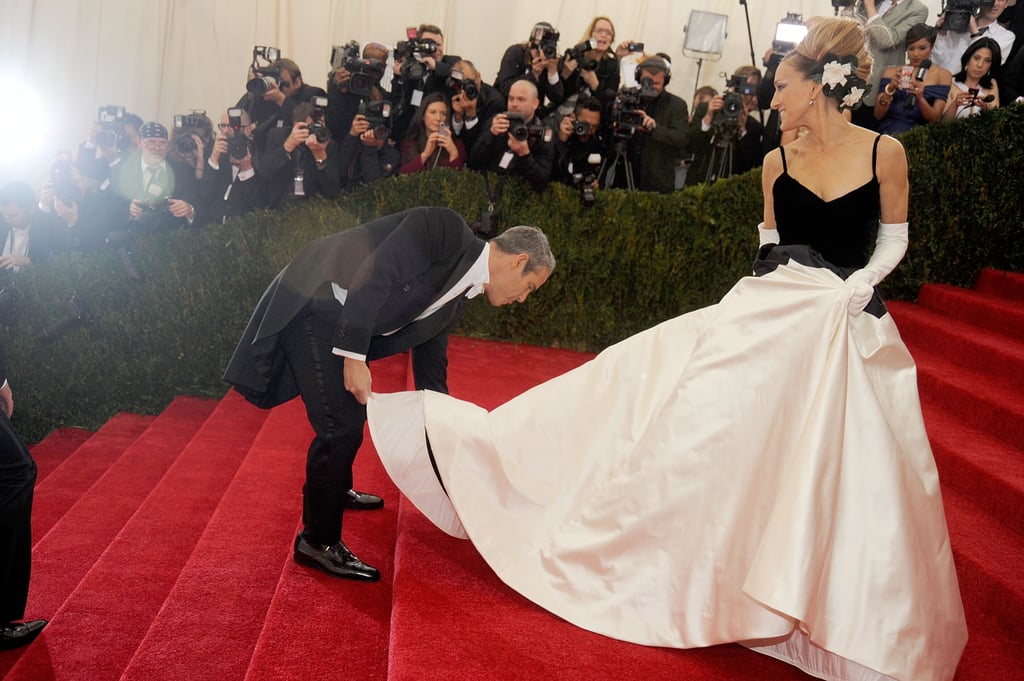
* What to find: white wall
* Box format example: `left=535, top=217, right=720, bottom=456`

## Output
left=0, top=0, right=943, bottom=187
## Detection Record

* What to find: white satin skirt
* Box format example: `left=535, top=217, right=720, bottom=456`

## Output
left=367, top=259, right=968, bottom=681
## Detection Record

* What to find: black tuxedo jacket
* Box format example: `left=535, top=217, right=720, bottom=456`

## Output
left=223, top=206, right=485, bottom=407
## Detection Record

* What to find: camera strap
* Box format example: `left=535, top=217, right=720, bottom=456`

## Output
left=482, top=172, right=508, bottom=216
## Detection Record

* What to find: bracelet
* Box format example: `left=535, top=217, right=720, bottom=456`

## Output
left=884, top=84, right=896, bottom=96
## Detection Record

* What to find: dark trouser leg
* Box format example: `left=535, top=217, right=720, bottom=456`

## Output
left=0, top=416, right=36, bottom=623
left=279, top=304, right=365, bottom=547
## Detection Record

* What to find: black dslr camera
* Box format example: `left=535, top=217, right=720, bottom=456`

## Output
left=95, top=105, right=125, bottom=148
left=225, top=107, right=251, bottom=160
left=530, top=24, right=560, bottom=59
left=50, top=155, right=80, bottom=206
left=505, top=112, right=551, bottom=143
left=942, top=0, right=988, bottom=33
left=246, top=45, right=282, bottom=95
left=357, top=100, right=393, bottom=140
left=565, top=38, right=598, bottom=71
left=571, top=153, right=602, bottom=208
left=710, top=76, right=747, bottom=146
left=308, top=96, right=331, bottom=143
left=172, top=112, right=207, bottom=154
left=446, top=69, right=479, bottom=100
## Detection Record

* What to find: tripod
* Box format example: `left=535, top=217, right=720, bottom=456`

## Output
left=602, top=138, right=636, bottom=190
left=704, top=132, right=735, bottom=184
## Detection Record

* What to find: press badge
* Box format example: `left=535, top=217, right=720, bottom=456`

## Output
left=293, top=169, right=305, bottom=196
left=499, top=151, right=514, bottom=169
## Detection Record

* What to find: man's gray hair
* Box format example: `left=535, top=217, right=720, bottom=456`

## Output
left=491, top=225, right=555, bottom=274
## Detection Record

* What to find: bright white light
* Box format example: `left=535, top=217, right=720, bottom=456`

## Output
left=0, top=74, right=50, bottom=166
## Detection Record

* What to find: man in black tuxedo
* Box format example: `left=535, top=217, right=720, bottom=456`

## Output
left=0, top=344, right=47, bottom=650
left=224, top=207, right=555, bottom=580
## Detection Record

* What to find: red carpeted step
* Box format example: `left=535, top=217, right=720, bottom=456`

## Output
left=5, top=395, right=247, bottom=681
left=921, top=392, right=1024, bottom=536
left=910, top=345, right=1024, bottom=451
left=242, top=354, right=409, bottom=681
left=973, top=268, right=1024, bottom=302
left=30, top=413, right=155, bottom=542
left=942, top=486, right=1024, bottom=645
left=917, top=283, right=1024, bottom=340
left=120, top=398, right=310, bottom=681
left=29, top=427, right=94, bottom=484
left=888, top=301, right=1024, bottom=391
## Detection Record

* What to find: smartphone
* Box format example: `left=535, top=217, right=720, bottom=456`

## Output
left=439, top=121, right=450, bottom=137
left=899, top=66, right=913, bottom=89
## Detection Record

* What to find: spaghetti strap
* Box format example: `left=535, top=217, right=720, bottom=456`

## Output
left=872, top=134, right=882, bottom=181
left=779, top=145, right=789, bottom=174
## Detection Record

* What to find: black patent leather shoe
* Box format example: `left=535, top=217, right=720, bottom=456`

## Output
left=0, top=619, right=47, bottom=651
left=293, top=533, right=380, bottom=581
left=343, top=489, right=384, bottom=510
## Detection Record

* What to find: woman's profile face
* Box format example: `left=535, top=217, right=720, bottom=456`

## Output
left=423, top=101, right=448, bottom=133
left=906, top=38, right=933, bottom=67
left=966, top=47, right=993, bottom=80
left=771, top=62, right=815, bottom=132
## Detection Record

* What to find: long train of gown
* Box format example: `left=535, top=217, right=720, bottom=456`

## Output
left=367, top=248, right=968, bottom=681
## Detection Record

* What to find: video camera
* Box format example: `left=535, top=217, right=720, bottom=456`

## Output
left=95, top=105, right=125, bottom=148
left=768, top=14, right=808, bottom=70
left=571, top=153, right=602, bottom=208
left=942, top=0, right=991, bottom=33
left=395, top=32, right=440, bottom=81
left=530, top=24, right=560, bottom=59
left=609, top=81, right=656, bottom=140
left=505, top=112, right=552, bottom=143
left=446, top=68, right=479, bottom=100
left=709, top=75, right=748, bottom=146
left=357, top=100, right=393, bottom=140
left=246, top=45, right=282, bottom=95
left=331, top=42, right=384, bottom=98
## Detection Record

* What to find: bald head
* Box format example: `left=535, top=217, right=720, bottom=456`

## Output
left=508, top=79, right=539, bottom=119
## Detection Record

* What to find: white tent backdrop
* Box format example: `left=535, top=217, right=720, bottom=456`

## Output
left=0, top=0, right=942, bottom=187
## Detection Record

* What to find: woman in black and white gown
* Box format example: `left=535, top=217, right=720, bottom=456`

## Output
left=368, top=18, right=967, bottom=681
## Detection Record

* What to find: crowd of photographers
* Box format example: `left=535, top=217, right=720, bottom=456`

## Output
left=2, top=5, right=1021, bottom=290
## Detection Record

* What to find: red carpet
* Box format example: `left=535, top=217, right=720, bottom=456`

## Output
left=1, top=269, right=1020, bottom=680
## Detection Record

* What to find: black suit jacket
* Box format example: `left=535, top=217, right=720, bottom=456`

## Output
left=223, top=206, right=485, bottom=407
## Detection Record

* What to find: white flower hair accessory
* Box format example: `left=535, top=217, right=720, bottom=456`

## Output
left=810, top=53, right=872, bottom=111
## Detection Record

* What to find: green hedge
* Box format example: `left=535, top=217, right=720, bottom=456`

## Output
left=5, top=105, right=1022, bottom=441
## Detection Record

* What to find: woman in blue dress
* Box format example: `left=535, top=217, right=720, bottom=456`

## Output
left=874, top=23, right=951, bottom=133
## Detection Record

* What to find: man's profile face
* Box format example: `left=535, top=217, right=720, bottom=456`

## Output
left=507, top=82, right=539, bottom=119
left=485, top=256, right=550, bottom=307
left=640, top=68, right=666, bottom=96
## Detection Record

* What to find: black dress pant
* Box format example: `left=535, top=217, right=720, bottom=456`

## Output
left=0, top=413, right=35, bottom=623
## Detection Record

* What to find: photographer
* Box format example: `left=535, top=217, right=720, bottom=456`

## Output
left=448, top=59, right=505, bottom=160
left=389, top=24, right=460, bottom=144
left=399, top=92, right=465, bottom=173
left=257, top=100, right=341, bottom=209
left=0, top=181, right=69, bottom=272
left=110, top=122, right=202, bottom=235
left=241, top=55, right=326, bottom=156
left=557, top=17, right=621, bottom=115
left=202, top=107, right=266, bottom=223
left=622, top=57, right=688, bottom=193
left=685, top=68, right=764, bottom=186
left=932, top=0, right=1014, bottom=73
left=337, top=89, right=401, bottom=189
left=470, top=78, right=555, bottom=191
left=75, top=108, right=142, bottom=184
left=495, top=22, right=566, bottom=117
left=548, top=96, right=606, bottom=187
left=168, top=111, right=214, bottom=183
left=326, top=42, right=390, bottom=143
left=855, top=0, right=929, bottom=129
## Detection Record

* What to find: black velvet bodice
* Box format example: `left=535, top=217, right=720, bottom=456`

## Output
left=772, top=136, right=881, bottom=269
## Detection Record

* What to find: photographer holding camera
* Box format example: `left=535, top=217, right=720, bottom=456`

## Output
left=201, top=107, right=266, bottom=223
left=470, top=79, right=555, bottom=191
left=0, top=181, right=69, bottom=274
left=337, top=89, right=401, bottom=189
left=557, top=17, right=621, bottom=115
left=168, top=111, right=214, bottom=183
left=326, top=42, right=390, bottom=143
left=618, top=57, right=688, bottom=193
left=932, top=0, right=1014, bottom=73
left=242, top=53, right=326, bottom=156
left=548, top=96, right=606, bottom=188
left=258, top=100, right=341, bottom=209
left=389, top=24, right=461, bottom=144
left=75, top=107, right=143, bottom=184
left=447, top=59, right=505, bottom=163
left=112, top=122, right=202, bottom=235
left=495, top=22, right=566, bottom=117
left=685, top=68, right=765, bottom=186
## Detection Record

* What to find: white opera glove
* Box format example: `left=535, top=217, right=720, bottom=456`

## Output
left=757, top=222, right=780, bottom=247
left=845, top=221, right=909, bottom=313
